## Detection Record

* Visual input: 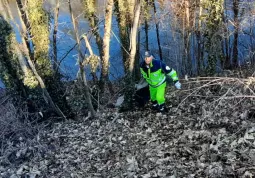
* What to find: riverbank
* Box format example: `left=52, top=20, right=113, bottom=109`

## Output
left=1, top=69, right=255, bottom=177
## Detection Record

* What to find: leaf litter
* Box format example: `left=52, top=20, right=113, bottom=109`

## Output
left=1, top=76, right=255, bottom=177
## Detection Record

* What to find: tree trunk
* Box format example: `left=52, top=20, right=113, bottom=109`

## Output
left=232, top=0, right=239, bottom=68
left=184, top=0, right=191, bottom=74
left=83, top=0, right=103, bottom=65
left=82, top=35, right=98, bottom=83
left=120, top=0, right=141, bottom=111
left=115, top=0, right=130, bottom=72
left=196, top=0, right=202, bottom=75
left=129, top=0, right=141, bottom=73
left=0, top=0, right=27, bottom=96
left=69, top=0, right=96, bottom=117
left=135, top=27, right=141, bottom=81
left=15, top=0, right=34, bottom=60
left=83, top=35, right=94, bottom=56
left=248, top=5, right=255, bottom=65
left=26, top=0, right=52, bottom=78
left=145, top=19, right=149, bottom=51
left=53, top=0, right=60, bottom=71
left=153, top=0, right=163, bottom=60
left=3, top=0, right=66, bottom=118
left=127, top=0, right=136, bottom=24
left=185, top=0, right=190, bottom=29
left=100, top=0, right=114, bottom=91
left=26, top=54, right=66, bottom=119
left=2, top=0, right=29, bottom=77
left=222, top=0, right=231, bottom=69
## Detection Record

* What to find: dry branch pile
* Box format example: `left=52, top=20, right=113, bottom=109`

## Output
left=0, top=76, right=255, bottom=178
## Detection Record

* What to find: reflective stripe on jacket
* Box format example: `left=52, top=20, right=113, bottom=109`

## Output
left=140, top=59, right=178, bottom=87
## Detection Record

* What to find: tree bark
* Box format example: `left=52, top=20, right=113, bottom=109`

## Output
left=196, top=0, right=202, bottom=74
left=26, top=54, right=66, bottom=119
left=2, top=0, right=29, bottom=77
left=15, top=0, right=34, bottom=60
left=3, top=0, right=66, bottom=119
left=127, top=0, right=136, bottom=24
left=184, top=0, right=191, bottom=74
left=153, top=0, right=163, bottom=60
left=83, top=35, right=94, bottom=56
left=82, top=35, right=98, bottom=82
left=120, top=0, right=141, bottom=111
left=100, top=0, right=114, bottom=91
left=53, top=0, right=60, bottom=71
left=232, top=0, right=239, bottom=68
left=222, top=0, right=231, bottom=69
left=0, top=0, right=27, bottom=96
left=185, top=0, right=190, bottom=29
left=83, top=0, right=103, bottom=65
left=115, top=0, right=130, bottom=72
left=145, top=19, right=149, bottom=51
left=135, top=26, right=140, bottom=81
left=68, top=0, right=96, bottom=117
left=129, top=0, right=141, bottom=73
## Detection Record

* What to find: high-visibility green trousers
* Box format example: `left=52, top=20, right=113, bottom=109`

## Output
left=149, top=82, right=166, bottom=105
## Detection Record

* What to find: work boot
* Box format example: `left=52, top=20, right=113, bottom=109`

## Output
left=158, top=103, right=168, bottom=113
left=151, top=100, right=158, bottom=110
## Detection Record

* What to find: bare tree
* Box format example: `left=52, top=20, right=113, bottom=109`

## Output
left=144, top=18, right=149, bottom=51
left=127, top=0, right=136, bottom=23
left=15, top=0, right=34, bottom=60
left=53, top=0, right=60, bottom=71
left=222, top=0, right=231, bottom=69
left=2, top=0, right=66, bottom=119
left=100, top=0, right=114, bottom=91
left=153, top=0, right=163, bottom=60
left=83, top=0, right=103, bottom=65
left=115, top=0, right=130, bottom=72
left=128, top=0, right=141, bottom=73
left=120, top=0, right=141, bottom=111
left=232, top=0, right=240, bottom=68
left=2, top=0, right=30, bottom=81
left=68, top=0, right=96, bottom=117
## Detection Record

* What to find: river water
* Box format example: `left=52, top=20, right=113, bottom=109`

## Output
left=1, top=0, right=255, bottom=88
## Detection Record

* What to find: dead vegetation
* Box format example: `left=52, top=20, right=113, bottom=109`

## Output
left=0, top=72, right=255, bottom=178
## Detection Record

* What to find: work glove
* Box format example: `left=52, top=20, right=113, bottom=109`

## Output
left=175, top=81, right=181, bottom=89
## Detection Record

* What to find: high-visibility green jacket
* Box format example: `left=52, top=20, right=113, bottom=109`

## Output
left=140, top=59, right=178, bottom=87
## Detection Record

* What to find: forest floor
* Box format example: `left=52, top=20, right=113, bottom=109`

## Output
left=1, top=70, right=255, bottom=178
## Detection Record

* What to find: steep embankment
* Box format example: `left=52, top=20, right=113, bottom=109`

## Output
left=1, top=76, right=255, bottom=178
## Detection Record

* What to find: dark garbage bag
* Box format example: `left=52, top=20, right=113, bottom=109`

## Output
left=133, top=79, right=150, bottom=107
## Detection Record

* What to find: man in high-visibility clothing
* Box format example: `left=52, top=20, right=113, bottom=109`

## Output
left=140, top=51, right=181, bottom=112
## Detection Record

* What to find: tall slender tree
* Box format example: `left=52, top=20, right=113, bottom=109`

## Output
left=170, top=0, right=194, bottom=74
left=232, top=0, right=240, bottom=68
left=68, top=0, right=96, bottom=117
left=202, top=0, right=224, bottom=74
left=3, top=0, right=37, bottom=90
left=100, top=0, right=114, bottom=91
left=120, top=0, right=141, bottom=111
left=15, top=0, right=34, bottom=60
left=128, top=0, right=141, bottom=73
left=127, top=0, right=136, bottom=24
left=0, top=3, right=25, bottom=95
left=142, top=0, right=152, bottom=51
left=25, top=0, right=52, bottom=77
left=53, top=0, right=60, bottom=72
left=195, top=0, right=203, bottom=74
left=115, top=0, right=130, bottom=72
left=83, top=0, right=103, bottom=63
left=1, top=0, right=66, bottom=118
left=144, top=19, right=149, bottom=51
left=222, top=0, right=231, bottom=69
left=153, top=0, right=163, bottom=60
